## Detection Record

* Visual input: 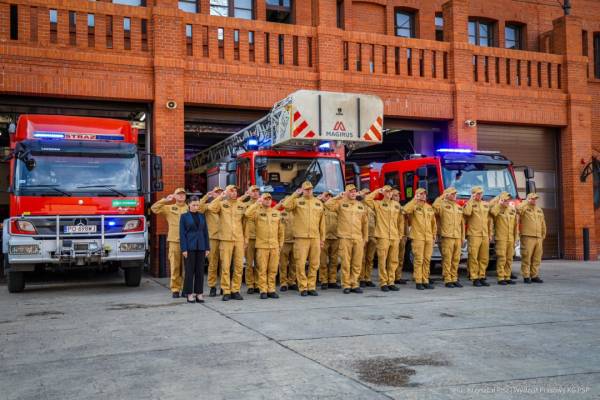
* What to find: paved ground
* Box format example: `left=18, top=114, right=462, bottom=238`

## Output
left=1, top=260, right=599, bottom=400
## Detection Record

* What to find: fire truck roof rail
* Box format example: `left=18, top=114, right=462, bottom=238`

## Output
left=187, top=90, right=384, bottom=171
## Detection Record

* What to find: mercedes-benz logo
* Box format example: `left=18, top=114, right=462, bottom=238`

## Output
left=73, top=218, right=87, bottom=226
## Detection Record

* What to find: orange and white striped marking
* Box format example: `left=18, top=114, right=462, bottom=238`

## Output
left=363, top=116, right=383, bottom=142
left=292, top=111, right=316, bottom=138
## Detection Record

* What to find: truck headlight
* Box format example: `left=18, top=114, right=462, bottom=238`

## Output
left=120, top=243, right=145, bottom=252
left=123, top=218, right=143, bottom=232
left=10, top=244, right=40, bottom=255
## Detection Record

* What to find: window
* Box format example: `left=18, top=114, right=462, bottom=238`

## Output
left=435, top=13, right=443, bottom=41
left=384, top=172, right=400, bottom=189
left=49, top=9, right=58, bottom=44
left=123, top=17, right=131, bottom=50
left=179, top=0, right=197, bottom=13
left=141, top=19, right=148, bottom=51
left=266, top=0, right=292, bottom=24
left=582, top=30, right=588, bottom=56
left=112, top=0, right=146, bottom=6
left=87, top=14, right=95, bottom=47
left=425, top=165, right=440, bottom=203
left=395, top=10, right=416, bottom=38
left=469, top=19, right=494, bottom=47
left=336, top=0, right=344, bottom=29
left=10, top=4, right=18, bottom=40
left=594, top=33, right=600, bottom=79
left=402, top=171, right=415, bottom=203
left=210, top=0, right=253, bottom=20
left=186, top=24, right=193, bottom=55
left=106, top=15, right=113, bottom=49
left=505, top=24, right=523, bottom=50
left=69, top=11, right=76, bottom=45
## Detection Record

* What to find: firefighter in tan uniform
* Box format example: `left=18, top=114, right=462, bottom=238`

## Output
left=151, top=188, right=188, bottom=298
left=325, top=184, right=368, bottom=294
left=245, top=193, right=285, bottom=299
left=282, top=181, right=325, bottom=296
left=198, top=186, right=224, bottom=297
left=404, top=188, right=436, bottom=290
left=276, top=199, right=297, bottom=291
left=517, top=193, right=546, bottom=284
left=392, top=189, right=408, bottom=285
left=318, top=191, right=340, bottom=290
left=364, top=185, right=404, bottom=292
left=463, top=186, right=493, bottom=287
left=242, top=185, right=261, bottom=294
left=360, top=188, right=377, bottom=287
left=208, top=185, right=251, bottom=301
left=490, top=192, right=519, bottom=285
left=432, top=187, right=465, bottom=288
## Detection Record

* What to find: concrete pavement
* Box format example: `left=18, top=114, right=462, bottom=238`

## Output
left=1, top=260, right=599, bottom=399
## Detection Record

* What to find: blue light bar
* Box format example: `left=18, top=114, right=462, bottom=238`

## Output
left=107, top=220, right=117, bottom=227
left=247, top=138, right=258, bottom=147
left=318, top=142, right=332, bottom=150
left=436, top=148, right=472, bottom=153
left=34, top=132, right=65, bottom=139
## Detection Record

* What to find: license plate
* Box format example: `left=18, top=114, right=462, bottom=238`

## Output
left=64, top=225, right=97, bottom=234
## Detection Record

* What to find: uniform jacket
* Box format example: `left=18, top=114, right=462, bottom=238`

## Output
left=463, top=199, right=493, bottom=238
left=198, top=194, right=220, bottom=240
left=490, top=204, right=519, bottom=242
left=325, top=197, right=368, bottom=241
left=179, top=212, right=210, bottom=252
left=282, top=194, right=325, bottom=240
left=323, top=206, right=339, bottom=240
left=517, top=203, right=546, bottom=239
left=207, top=195, right=251, bottom=242
left=364, top=192, right=405, bottom=240
left=243, top=199, right=259, bottom=240
left=245, top=205, right=285, bottom=249
left=403, top=198, right=437, bottom=241
left=432, top=196, right=464, bottom=240
left=280, top=209, right=295, bottom=243
left=150, top=199, right=188, bottom=242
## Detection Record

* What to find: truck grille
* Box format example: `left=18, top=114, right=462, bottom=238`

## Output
left=74, top=243, right=89, bottom=251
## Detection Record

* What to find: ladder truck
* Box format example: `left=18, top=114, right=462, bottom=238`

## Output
left=187, top=90, right=384, bottom=200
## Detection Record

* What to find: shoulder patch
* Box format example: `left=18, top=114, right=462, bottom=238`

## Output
left=395, top=205, right=400, bottom=210
left=171, top=206, right=178, bottom=211
left=299, top=201, right=306, bottom=205
left=272, top=213, right=278, bottom=217
left=382, top=203, right=389, bottom=207
left=444, top=205, right=451, bottom=210
left=315, top=202, right=322, bottom=207
left=223, top=204, right=230, bottom=209
left=259, top=212, right=267, bottom=217
left=358, top=205, right=364, bottom=210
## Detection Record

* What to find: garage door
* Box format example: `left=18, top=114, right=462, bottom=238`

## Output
left=478, top=125, right=560, bottom=258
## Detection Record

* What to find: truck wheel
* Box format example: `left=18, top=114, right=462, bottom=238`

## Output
left=7, top=270, right=26, bottom=293
left=124, top=266, right=142, bottom=287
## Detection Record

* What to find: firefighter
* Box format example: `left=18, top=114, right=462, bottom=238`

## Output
left=517, top=193, right=546, bottom=284
left=392, top=189, right=408, bottom=285
left=282, top=181, right=325, bottom=296
left=360, top=188, right=377, bottom=287
left=208, top=185, right=252, bottom=301
left=325, top=184, right=368, bottom=294
left=243, top=185, right=261, bottom=294
left=245, top=193, right=285, bottom=299
left=490, top=192, right=518, bottom=285
left=151, top=187, right=189, bottom=298
left=198, top=186, right=224, bottom=297
left=463, top=186, right=493, bottom=287
left=276, top=199, right=297, bottom=291
left=318, top=191, right=340, bottom=290
left=404, top=188, right=436, bottom=290
left=364, top=185, right=404, bottom=292
left=432, top=187, right=465, bottom=288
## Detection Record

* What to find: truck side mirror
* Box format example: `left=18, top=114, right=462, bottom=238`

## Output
left=526, top=180, right=536, bottom=196
left=151, top=155, right=164, bottom=193
left=417, top=167, right=428, bottom=179
left=524, top=166, right=535, bottom=180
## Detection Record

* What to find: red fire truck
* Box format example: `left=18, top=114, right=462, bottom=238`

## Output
left=2, top=115, right=163, bottom=292
left=187, top=90, right=384, bottom=199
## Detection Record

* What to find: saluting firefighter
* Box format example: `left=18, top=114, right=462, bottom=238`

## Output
left=325, top=184, right=368, bottom=294
left=276, top=198, right=298, bottom=291
left=490, top=192, right=518, bottom=285
left=151, top=188, right=189, bottom=298
left=208, top=185, right=252, bottom=301
left=517, top=193, right=546, bottom=284
left=432, top=187, right=465, bottom=288
left=404, top=188, right=437, bottom=290
left=364, top=185, right=404, bottom=292
left=243, top=185, right=261, bottom=294
left=463, top=186, right=493, bottom=287
left=198, top=186, right=224, bottom=297
left=360, top=188, right=377, bottom=288
left=245, top=193, right=285, bottom=299
left=282, top=181, right=325, bottom=296
left=318, top=191, right=341, bottom=290
left=392, top=189, right=409, bottom=285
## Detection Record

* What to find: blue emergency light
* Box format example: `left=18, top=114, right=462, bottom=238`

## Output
left=436, top=148, right=472, bottom=153
left=318, top=142, right=332, bottom=151
left=34, top=132, right=65, bottom=139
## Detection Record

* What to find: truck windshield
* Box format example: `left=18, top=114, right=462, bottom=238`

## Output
left=254, top=157, right=344, bottom=200
left=15, top=154, right=141, bottom=197
left=442, top=163, right=517, bottom=199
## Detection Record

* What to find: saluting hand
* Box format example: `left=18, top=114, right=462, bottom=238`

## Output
left=166, top=194, right=175, bottom=202
left=295, top=188, right=303, bottom=195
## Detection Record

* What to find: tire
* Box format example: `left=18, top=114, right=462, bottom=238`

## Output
left=124, top=266, right=142, bottom=287
left=7, top=270, right=25, bottom=293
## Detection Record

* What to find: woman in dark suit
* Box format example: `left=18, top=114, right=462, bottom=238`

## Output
left=180, top=196, right=210, bottom=303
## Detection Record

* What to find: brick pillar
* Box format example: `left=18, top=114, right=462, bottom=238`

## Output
left=150, top=0, right=186, bottom=275
left=442, top=0, right=476, bottom=148
left=552, top=15, right=596, bottom=260
left=315, top=0, right=343, bottom=90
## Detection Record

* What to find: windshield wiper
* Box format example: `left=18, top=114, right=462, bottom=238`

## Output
left=76, top=185, right=127, bottom=197
left=20, top=185, right=71, bottom=197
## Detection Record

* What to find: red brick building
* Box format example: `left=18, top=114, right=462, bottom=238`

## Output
left=1, top=0, right=600, bottom=272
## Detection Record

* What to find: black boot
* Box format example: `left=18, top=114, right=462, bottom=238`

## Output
left=380, top=285, right=390, bottom=292
left=445, top=282, right=455, bottom=288
left=365, top=281, right=376, bottom=287
left=416, top=284, right=425, bottom=290
left=388, top=285, right=399, bottom=291
left=351, top=287, right=363, bottom=294
left=480, top=279, right=490, bottom=287
left=321, top=283, right=328, bottom=290
left=425, top=282, right=435, bottom=289
left=222, top=294, right=231, bottom=301
left=531, top=277, right=544, bottom=283
left=268, top=292, right=279, bottom=299
left=395, top=279, right=408, bottom=285
left=329, top=282, right=341, bottom=289
left=473, top=279, right=483, bottom=287
left=280, top=285, right=288, bottom=292
left=343, top=288, right=351, bottom=294
left=498, top=280, right=507, bottom=285
left=359, top=281, right=366, bottom=288
left=289, top=284, right=299, bottom=291
left=247, top=288, right=255, bottom=295
left=524, top=278, right=532, bottom=284
left=300, top=290, right=308, bottom=296
left=209, top=287, right=217, bottom=297
left=260, top=292, right=268, bottom=299
left=510, top=273, right=517, bottom=279
left=232, top=292, right=244, bottom=300
left=506, top=279, right=516, bottom=285
left=453, top=281, right=463, bottom=288
left=308, top=290, right=319, bottom=296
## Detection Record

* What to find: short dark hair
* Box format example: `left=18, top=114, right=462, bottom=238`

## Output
left=188, top=196, right=199, bottom=203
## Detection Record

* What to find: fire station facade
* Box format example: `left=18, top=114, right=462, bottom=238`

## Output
left=1, top=0, right=600, bottom=271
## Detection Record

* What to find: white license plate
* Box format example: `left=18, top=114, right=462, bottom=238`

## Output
left=64, top=225, right=97, bottom=234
